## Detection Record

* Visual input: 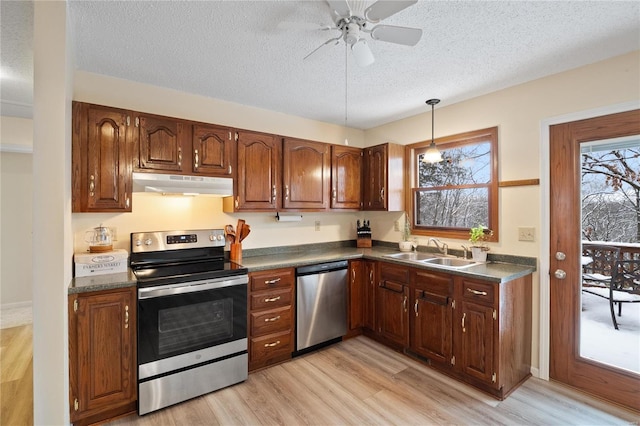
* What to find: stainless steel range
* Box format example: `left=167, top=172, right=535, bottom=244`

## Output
left=130, top=229, right=248, bottom=415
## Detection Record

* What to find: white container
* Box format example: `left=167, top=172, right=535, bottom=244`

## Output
left=74, top=249, right=128, bottom=277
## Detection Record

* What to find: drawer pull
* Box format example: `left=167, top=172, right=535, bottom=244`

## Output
left=264, top=315, right=281, bottom=322
left=264, top=296, right=281, bottom=303
left=467, top=288, right=488, bottom=296
left=264, top=340, right=280, bottom=348
left=265, top=278, right=281, bottom=285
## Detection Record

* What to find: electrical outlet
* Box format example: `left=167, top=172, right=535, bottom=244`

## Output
left=518, top=227, right=535, bottom=242
left=315, top=221, right=320, bottom=231
left=394, top=220, right=400, bottom=231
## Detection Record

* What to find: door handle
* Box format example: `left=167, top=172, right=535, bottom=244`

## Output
left=555, top=251, right=566, bottom=261
left=554, top=269, right=567, bottom=279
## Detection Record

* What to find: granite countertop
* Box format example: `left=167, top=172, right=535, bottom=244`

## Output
left=67, top=243, right=537, bottom=294
left=68, top=269, right=137, bottom=294
left=239, top=246, right=536, bottom=283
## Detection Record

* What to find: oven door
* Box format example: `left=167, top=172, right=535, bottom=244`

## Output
left=137, top=275, right=247, bottom=380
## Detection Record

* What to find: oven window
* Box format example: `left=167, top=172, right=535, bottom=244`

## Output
left=158, top=299, right=233, bottom=355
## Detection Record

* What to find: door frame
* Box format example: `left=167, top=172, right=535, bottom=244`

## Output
left=539, top=100, right=639, bottom=380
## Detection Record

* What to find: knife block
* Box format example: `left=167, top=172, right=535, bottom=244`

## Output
left=230, top=243, right=242, bottom=262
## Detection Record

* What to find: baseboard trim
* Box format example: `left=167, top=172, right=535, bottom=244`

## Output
left=1, top=300, right=33, bottom=311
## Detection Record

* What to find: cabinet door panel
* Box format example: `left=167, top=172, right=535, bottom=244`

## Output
left=236, top=131, right=280, bottom=210
left=72, top=102, right=132, bottom=212
left=283, top=138, right=330, bottom=210
left=460, top=300, right=495, bottom=385
left=413, top=289, right=452, bottom=364
left=364, top=144, right=387, bottom=210
left=72, top=289, right=136, bottom=419
left=348, top=260, right=364, bottom=330
left=377, top=280, right=409, bottom=347
left=137, top=115, right=185, bottom=172
left=363, top=261, right=377, bottom=330
left=331, top=145, right=362, bottom=209
left=193, top=124, right=234, bottom=176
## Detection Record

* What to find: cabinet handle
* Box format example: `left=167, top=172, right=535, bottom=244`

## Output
left=369, top=270, right=373, bottom=282
left=403, top=295, right=407, bottom=312
left=285, top=185, right=289, bottom=201
left=265, top=278, right=281, bottom=285
left=124, top=305, right=129, bottom=329
left=461, top=312, right=466, bottom=333
left=228, top=165, right=232, bottom=175
left=414, top=299, right=419, bottom=316
left=178, top=148, right=182, bottom=167
left=351, top=268, right=355, bottom=283
left=89, top=174, right=95, bottom=197
left=235, top=196, right=239, bottom=208
left=264, top=340, right=280, bottom=348
left=194, top=149, right=198, bottom=169
left=380, top=187, right=385, bottom=200
left=125, top=197, right=130, bottom=209
left=332, top=188, right=337, bottom=201
left=264, top=315, right=281, bottom=322
left=466, top=288, right=488, bottom=296
left=272, top=185, right=277, bottom=203
left=264, top=296, right=281, bottom=303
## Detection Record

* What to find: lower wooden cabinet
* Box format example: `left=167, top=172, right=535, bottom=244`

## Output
left=363, top=260, right=377, bottom=330
left=248, top=267, right=295, bottom=371
left=348, top=260, right=364, bottom=332
left=377, top=262, right=410, bottom=348
left=68, top=287, right=136, bottom=425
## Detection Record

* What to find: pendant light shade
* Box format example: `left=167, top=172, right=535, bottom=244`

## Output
left=422, top=98, right=443, bottom=163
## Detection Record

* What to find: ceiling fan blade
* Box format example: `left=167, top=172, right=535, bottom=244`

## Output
left=370, top=25, right=422, bottom=46
left=327, top=0, right=351, bottom=17
left=351, top=39, right=375, bottom=67
left=365, top=0, right=417, bottom=22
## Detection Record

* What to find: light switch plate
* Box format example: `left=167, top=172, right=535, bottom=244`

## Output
left=518, top=227, right=535, bottom=241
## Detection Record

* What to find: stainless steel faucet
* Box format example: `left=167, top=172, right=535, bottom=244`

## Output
left=427, top=238, right=448, bottom=256
left=461, top=245, right=469, bottom=259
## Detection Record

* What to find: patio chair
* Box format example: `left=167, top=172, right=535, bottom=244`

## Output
left=581, top=244, right=621, bottom=327
left=606, top=259, right=640, bottom=330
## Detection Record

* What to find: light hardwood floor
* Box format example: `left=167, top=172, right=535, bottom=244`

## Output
left=112, top=336, right=640, bottom=426
left=1, top=324, right=33, bottom=426
left=2, top=327, right=638, bottom=425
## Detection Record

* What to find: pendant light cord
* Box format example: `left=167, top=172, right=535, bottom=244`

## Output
left=344, top=43, right=348, bottom=138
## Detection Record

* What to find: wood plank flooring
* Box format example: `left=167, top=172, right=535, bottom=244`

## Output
left=1, top=324, right=33, bottom=426
left=2, top=326, right=638, bottom=425
left=111, top=336, right=640, bottom=426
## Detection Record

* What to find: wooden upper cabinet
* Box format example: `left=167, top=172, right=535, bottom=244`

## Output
left=282, top=138, right=330, bottom=210
left=363, top=143, right=404, bottom=211
left=331, top=145, right=363, bottom=210
left=135, top=113, right=187, bottom=172
left=72, top=102, right=132, bottom=212
left=192, top=124, right=235, bottom=177
left=230, top=130, right=281, bottom=211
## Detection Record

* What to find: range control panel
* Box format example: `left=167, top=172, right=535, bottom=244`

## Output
left=131, top=229, right=225, bottom=253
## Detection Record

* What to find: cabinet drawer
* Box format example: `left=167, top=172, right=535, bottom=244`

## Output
left=414, top=270, right=453, bottom=297
left=379, top=262, right=409, bottom=283
left=250, top=330, right=293, bottom=363
left=250, top=306, right=293, bottom=336
left=250, top=268, right=294, bottom=292
left=250, top=288, right=292, bottom=310
left=462, top=280, right=495, bottom=305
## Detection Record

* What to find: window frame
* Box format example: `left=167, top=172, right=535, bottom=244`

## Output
left=404, top=127, right=499, bottom=242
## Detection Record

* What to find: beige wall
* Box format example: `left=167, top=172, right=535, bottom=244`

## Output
left=0, top=152, right=33, bottom=306
left=0, top=116, right=33, bottom=152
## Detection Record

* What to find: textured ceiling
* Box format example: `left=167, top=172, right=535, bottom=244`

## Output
left=2, top=1, right=639, bottom=129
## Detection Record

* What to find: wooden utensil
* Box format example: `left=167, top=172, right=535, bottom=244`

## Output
left=225, top=224, right=236, bottom=243
left=236, top=219, right=245, bottom=244
left=239, top=224, right=251, bottom=242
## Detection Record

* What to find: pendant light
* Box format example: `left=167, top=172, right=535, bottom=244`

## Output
left=422, top=98, right=443, bottom=163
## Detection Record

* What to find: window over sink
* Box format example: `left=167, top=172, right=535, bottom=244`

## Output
left=405, top=127, right=499, bottom=241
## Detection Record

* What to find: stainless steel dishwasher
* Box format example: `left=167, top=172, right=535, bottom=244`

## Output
left=296, top=260, right=348, bottom=353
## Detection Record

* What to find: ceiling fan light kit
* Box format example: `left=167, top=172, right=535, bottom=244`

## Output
left=423, top=98, right=443, bottom=164
left=299, top=0, right=422, bottom=67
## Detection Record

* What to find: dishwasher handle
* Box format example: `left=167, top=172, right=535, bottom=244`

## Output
left=296, top=260, right=348, bottom=277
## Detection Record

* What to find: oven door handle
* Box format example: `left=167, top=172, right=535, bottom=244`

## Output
left=138, top=276, right=248, bottom=299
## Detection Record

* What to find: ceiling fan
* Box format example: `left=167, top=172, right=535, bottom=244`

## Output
left=295, top=0, right=423, bottom=67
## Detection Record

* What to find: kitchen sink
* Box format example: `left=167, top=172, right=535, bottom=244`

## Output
left=421, top=257, right=479, bottom=268
left=384, top=252, right=438, bottom=261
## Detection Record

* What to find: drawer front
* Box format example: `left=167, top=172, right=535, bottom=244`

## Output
left=250, top=268, right=294, bottom=292
left=379, top=262, right=410, bottom=283
left=414, top=270, right=453, bottom=297
left=250, top=306, right=293, bottom=336
left=461, top=279, right=495, bottom=305
left=250, top=330, right=293, bottom=363
left=250, top=288, right=292, bottom=310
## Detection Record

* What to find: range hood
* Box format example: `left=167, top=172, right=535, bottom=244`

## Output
left=132, top=172, right=233, bottom=196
